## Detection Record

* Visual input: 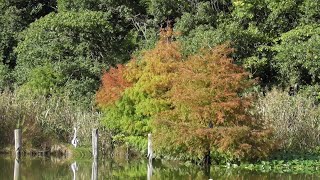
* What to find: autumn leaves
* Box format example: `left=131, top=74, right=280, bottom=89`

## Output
left=96, top=30, right=273, bottom=162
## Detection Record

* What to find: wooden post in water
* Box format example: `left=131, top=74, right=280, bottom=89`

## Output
left=91, top=159, right=98, bottom=180
left=14, top=129, right=22, bottom=159
left=92, top=129, right=98, bottom=180
left=13, top=158, right=20, bottom=180
left=147, top=133, right=153, bottom=162
left=71, top=161, right=78, bottom=180
left=147, top=160, right=153, bottom=180
left=92, top=129, right=98, bottom=159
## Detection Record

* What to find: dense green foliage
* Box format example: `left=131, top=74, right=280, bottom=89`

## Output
left=0, top=0, right=56, bottom=69
left=1, top=0, right=320, bottom=96
left=14, top=10, right=134, bottom=104
left=273, top=25, right=320, bottom=85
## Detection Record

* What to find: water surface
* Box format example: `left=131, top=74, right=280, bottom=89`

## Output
left=1, top=155, right=319, bottom=180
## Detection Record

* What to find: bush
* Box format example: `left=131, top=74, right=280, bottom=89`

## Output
left=254, top=89, right=320, bottom=152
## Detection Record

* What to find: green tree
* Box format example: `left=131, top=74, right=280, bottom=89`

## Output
left=15, top=11, right=134, bottom=104
left=229, top=0, right=320, bottom=86
left=145, top=0, right=231, bottom=25
left=232, top=0, right=302, bottom=36
left=57, top=0, right=148, bottom=47
left=0, top=0, right=56, bottom=68
left=273, top=24, right=320, bottom=86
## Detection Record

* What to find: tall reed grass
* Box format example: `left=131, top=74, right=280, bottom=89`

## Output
left=254, top=89, right=320, bottom=152
left=0, top=90, right=100, bottom=148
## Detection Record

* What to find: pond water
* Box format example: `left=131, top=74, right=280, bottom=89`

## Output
left=1, top=155, right=319, bottom=180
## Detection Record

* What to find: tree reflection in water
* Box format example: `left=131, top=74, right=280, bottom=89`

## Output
left=0, top=156, right=319, bottom=180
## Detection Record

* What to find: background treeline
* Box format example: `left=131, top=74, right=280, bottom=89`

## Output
left=1, top=0, right=320, bottom=164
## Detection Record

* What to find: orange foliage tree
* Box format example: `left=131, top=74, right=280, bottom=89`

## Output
left=153, top=44, right=274, bottom=163
left=96, top=29, right=274, bottom=163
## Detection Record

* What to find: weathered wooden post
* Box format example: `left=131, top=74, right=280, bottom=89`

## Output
left=126, top=142, right=129, bottom=160
left=13, top=158, right=20, bottom=180
left=92, top=129, right=98, bottom=159
left=91, top=159, right=98, bottom=180
left=14, top=129, right=22, bottom=159
left=92, top=129, right=98, bottom=180
left=147, top=160, right=153, bottom=180
left=147, top=134, right=153, bottom=180
left=147, top=133, right=153, bottom=162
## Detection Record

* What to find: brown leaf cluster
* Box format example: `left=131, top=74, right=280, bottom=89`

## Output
left=154, top=43, right=274, bottom=161
left=96, top=64, right=131, bottom=107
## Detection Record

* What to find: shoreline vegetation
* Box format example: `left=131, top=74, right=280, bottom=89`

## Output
left=1, top=0, right=320, bottom=175
left=2, top=87, right=320, bottom=174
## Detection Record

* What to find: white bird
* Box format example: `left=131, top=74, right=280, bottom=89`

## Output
left=71, top=127, right=79, bottom=148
